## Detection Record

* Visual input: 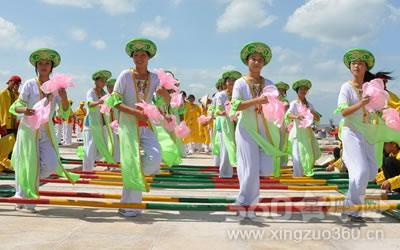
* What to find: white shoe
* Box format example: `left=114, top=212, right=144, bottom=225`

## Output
left=118, top=208, right=141, bottom=217
left=188, top=150, right=194, bottom=155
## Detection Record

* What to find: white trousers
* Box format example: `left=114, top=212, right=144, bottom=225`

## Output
left=291, top=140, right=303, bottom=177
left=82, top=127, right=104, bottom=171
left=120, top=127, right=161, bottom=211
left=342, top=127, right=377, bottom=217
left=235, top=114, right=273, bottom=206
left=63, top=123, right=72, bottom=145
left=55, top=123, right=63, bottom=143
left=218, top=131, right=233, bottom=178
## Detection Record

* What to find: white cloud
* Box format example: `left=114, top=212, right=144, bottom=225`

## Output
left=0, top=16, right=55, bottom=50
left=40, top=0, right=138, bottom=15
left=170, top=0, right=183, bottom=7
left=217, top=0, right=277, bottom=32
left=0, top=17, right=22, bottom=48
left=284, top=0, right=388, bottom=46
left=140, top=16, right=171, bottom=40
left=69, top=28, right=87, bottom=41
left=25, top=36, right=56, bottom=51
left=388, top=4, right=400, bottom=22
left=91, top=40, right=107, bottom=50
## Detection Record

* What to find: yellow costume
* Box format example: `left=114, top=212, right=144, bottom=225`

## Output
left=183, top=102, right=202, bottom=144
left=199, top=105, right=211, bottom=144
left=376, top=151, right=400, bottom=189
left=75, top=106, right=87, bottom=128
left=387, top=90, right=400, bottom=112
left=0, top=87, right=18, bottom=129
left=0, top=134, right=15, bottom=172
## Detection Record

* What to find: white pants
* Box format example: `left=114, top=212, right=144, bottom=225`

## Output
left=342, top=127, right=377, bottom=217
left=76, top=125, right=83, bottom=140
left=113, top=133, right=120, bottom=162
left=218, top=131, right=233, bottom=178
left=15, top=129, right=58, bottom=208
left=236, top=114, right=273, bottom=206
left=120, top=127, right=161, bottom=211
left=291, top=140, right=303, bottom=177
left=82, top=127, right=105, bottom=171
left=55, top=123, right=63, bottom=144
left=63, top=123, right=72, bottom=145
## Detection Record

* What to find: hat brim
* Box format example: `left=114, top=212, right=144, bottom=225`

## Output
left=29, top=48, right=61, bottom=68
left=240, top=42, right=272, bottom=66
left=125, top=38, right=157, bottom=58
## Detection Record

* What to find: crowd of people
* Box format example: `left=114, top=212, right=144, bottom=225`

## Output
left=1, top=38, right=400, bottom=221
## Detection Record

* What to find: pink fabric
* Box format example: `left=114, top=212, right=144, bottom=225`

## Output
left=362, top=78, right=389, bottom=112
left=297, top=103, right=314, bottom=128
left=164, top=115, right=177, bottom=132
left=170, top=92, right=184, bottom=108
left=136, top=101, right=163, bottom=125
left=22, top=98, right=52, bottom=130
left=383, top=108, right=400, bottom=131
left=261, top=85, right=286, bottom=127
left=175, top=121, right=190, bottom=138
left=155, top=68, right=179, bottom=91
left=41, top=73, right=75, bottom=94
left=110, top=120, right=119, bottom=134
left=198, top=115, right=212, bottom=124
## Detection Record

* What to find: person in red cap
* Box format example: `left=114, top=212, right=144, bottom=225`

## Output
left=0, top=75, right=21, bottom=172
left=0, top=75, right=21, bottom=135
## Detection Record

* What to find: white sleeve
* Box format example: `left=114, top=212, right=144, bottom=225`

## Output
left=19, top=80, right=31, bottom=103
left=114, top=70, right=127, bottom=95
left=337, top=84, right=350, bottom=106
left=232, top=79, right=243, bottom=100
left=287, top=101, right=296, bottom=115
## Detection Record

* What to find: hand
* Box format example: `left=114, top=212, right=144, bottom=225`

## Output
left=135, top=109, right=148, bottom=121
left=381, top=180, right=391, bottom=190
left=326, top=165, right=335, bottom=172
left=360, top=95, right=370, bottom=106
left=98, top=99, right=105, bottom=105
left=256, top=95, right=268, bottom=105
left=24, top=108, right=36, bottom=116
left=297, top=115, right=305, bottom=120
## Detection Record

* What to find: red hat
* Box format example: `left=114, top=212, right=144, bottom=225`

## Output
left=8, top=75, right=21, bottom=82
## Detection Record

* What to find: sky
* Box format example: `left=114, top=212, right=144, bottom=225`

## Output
left=0, top=0, right=399, bottom=124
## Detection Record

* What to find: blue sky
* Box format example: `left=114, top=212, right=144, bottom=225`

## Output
left=0, top=0, right=399, bottom=123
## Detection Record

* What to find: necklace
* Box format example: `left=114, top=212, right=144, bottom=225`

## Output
left=132, top=69, right=151, bottom=102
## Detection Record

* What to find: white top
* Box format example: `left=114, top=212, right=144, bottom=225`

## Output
left=337, top=81, right=363, bottom=119
left=216, top=91, right=229, bottom=110
left=287, top=99, right=317, bottom=116
left=113, top=69, right=160, bottom=108
left=19, top=78, right=61, bottom=110
left=84, top=88, right=106, bottom=128
left=232, top=77, right=274, bottom=101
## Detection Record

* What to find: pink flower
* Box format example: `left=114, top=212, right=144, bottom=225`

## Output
left=22, top=98, right=52, bottom=130
left=261, top=85, right=286, bottom=127
left=175, top=121, right=190, bottom=138
left=170, top=92, right=183, bottom=108
left=41, top=73, right=75, bottom=94
left=363, top=78, right=389, bottom=112
left=155, top=68, right=179, bottom=91
left=383, top=108, right=400, bottom=131
left=136, top=101, right=163, bottom=124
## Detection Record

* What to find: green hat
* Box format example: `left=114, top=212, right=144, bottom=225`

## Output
left=29, top=48, right=61, bottom=68
left=125, top=38, right=157, bottom=58
left=222, top=70, right=242, bottom=81
left=215, top=78, right=224, bottom=89
left=343, top=48, right=375, bottom=70
left=92, top=70, right=112, bottom=81
left=240, top=41, right=272, bottom=66
left=106, top=78, right=116, bottom=86
left=275, top=81, right=289, bottom=91
left=292, top=79, right=312, bottom=91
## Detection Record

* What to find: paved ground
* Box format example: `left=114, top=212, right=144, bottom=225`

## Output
left=1, top=141, right=400, bottom=250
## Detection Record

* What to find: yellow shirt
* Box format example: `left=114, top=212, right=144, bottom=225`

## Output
left=183, top=102, right=202, bottom=143
left=75, top=107, right=87, bottom=120
left=0, top=88, right=18, bottom=129
left=388, top=90, right=400, bottom=112
left=199, top=105, right=211, bottom=144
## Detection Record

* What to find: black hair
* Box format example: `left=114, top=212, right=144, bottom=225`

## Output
left=180, top=90, right=187, bottom=96
left=188, top=94, right=195, bottom=99
left=131, top=50, right=151, bottom=58
left=364, top=71, right=393, bottom=83
left=35, top=61, right=54, bottom=76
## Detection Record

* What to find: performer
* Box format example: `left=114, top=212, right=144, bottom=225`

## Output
left=82, top=70, right=115, bottom=171
left=105, top=38, right=172, bottom=217
left=286, top=79, right=321, bottom=177
left=336, top=48, right=400, bottom=222
left=230, top=41, right=284, bottom=218
left=376, top=142, right=400, bottom=192
left=62, top=100, right=74, bottom=145
left=9, top=48, right=79, bottom=211
left=215, top=70, right=241, bottom=177
left=210, top=78, right=224, bottom=166
left=199, top=95, right=211, bottom=153
left=183, top=94, right=201, bottom=154
left=275, top=81, right=290, bottom=167
left=74, top=101, right=87, bottom=141
left=106, top=78, right=120, bottom=162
